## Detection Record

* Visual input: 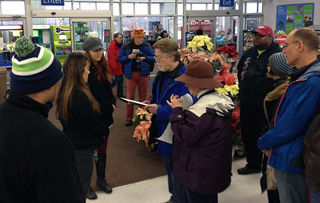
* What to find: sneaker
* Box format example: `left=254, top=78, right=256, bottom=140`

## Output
left=237, top=166, right=261, bottom=175
left=87, top=187, right=97, bottom=200
left=125, top=120, right=133, bottom=126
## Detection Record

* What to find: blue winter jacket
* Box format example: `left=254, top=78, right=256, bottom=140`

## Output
left=258, top=61, right=320, bottom=174
left=151, top=62, right=190, bottom=157
left=118, top=42, right=155, bottom=79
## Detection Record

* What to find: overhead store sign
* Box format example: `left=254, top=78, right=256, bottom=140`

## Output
left=41, top=0, right=64, bottom=6
left=220, top=0, right=234, bottom=7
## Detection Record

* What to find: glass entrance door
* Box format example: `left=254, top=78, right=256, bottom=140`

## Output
left=187, top=18, right=214, bottom=39
left=122, top=16, right=175, bottom=46
left=70, top=18, right=110, bottom=52
left=215, top=16, right=239, bottom=47
left=0, top=19, right=25, bottom=67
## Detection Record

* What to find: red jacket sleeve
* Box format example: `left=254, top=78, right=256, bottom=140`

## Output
left=107, top=42, right=118, bottom=71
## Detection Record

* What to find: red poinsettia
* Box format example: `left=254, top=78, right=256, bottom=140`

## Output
left=216, top=45, right=239, bottom=60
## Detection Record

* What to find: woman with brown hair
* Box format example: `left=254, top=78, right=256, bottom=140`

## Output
left=83, top=37, right=116, bottom=199
left=56, top=52, right=110, bottom=199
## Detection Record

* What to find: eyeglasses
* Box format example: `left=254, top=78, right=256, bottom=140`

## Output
left=283, top=41, right=299, bottom=49
left=155, top=56, right=163, bottom=62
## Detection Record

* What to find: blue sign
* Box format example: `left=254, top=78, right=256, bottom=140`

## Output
left=220, top=0, right=234, bottom=7
left=276, top=3, right=314, bottom=30
left=41, top=0, right=64, bottom=6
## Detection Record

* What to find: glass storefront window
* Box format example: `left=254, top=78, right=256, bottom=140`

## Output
left=135, top=3, right=148, bottom=15
left=97, top=3, right=110, bottom=10
left=192, top=4, right=206, bottom=10
left=113, top=3, right=120, bottom=16
left=258, top=2, right=262, bottom=13
left=151, top=4, right=160, bottom=15
left=1, top=1, right=25, bottom=15
left=64, top=2, right=72, bottom=10
left=114, top=17, right=121, bottom=33
left=178, top=4, right=183, bottom=15
left=80, top=2, right=95, bottom=10
left=122, top=3, right=134, bottom=15
left=73, top=2, right=80, bottom=10
left=246, top=2, right=257, bottom=14
left=214, top=3, right=219, bottom=10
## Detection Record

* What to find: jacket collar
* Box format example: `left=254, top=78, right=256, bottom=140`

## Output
left=290, top=59, right=320, bottom=82
left=155, top=61, right=184, bottom=82
left=5, top=90, right=51, bottom=118
left=254, top=42, right=279, bottom=55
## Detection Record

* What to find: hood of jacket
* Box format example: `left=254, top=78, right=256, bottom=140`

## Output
left=300, top=61, right=320, bottom=79
left=264, top=81, right=289, bottom=102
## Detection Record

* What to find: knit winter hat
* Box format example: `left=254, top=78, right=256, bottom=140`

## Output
left=10, top=36, right=63, bottom=94
left=268, top=52, right=293, bottom=78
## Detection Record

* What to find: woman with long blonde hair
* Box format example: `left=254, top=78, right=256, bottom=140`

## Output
left=83, top=37, right=116, bottom=199
left=56, top=52, right=110, bottom=198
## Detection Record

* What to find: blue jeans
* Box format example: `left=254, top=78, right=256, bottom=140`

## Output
left=311, top=190, right=320, bottom=203
left=274, top=169, right=309, bottom=203
left=173, top=175, right=217, bottom=203
left=162, top=156, right=176, bottom=202
left=111, top=75, right=124, bottom=97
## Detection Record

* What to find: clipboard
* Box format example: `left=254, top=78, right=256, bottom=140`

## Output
left=119, top=97, right=147, bottom=107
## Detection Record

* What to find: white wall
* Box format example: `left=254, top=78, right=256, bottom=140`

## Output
left=264, top=0, right=319, bottom=30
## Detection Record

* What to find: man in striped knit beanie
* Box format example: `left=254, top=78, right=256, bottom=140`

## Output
left=0, top=37, right=84, bottom=202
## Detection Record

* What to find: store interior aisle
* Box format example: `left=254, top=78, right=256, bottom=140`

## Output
left=88, top=158, right=268, bottom=203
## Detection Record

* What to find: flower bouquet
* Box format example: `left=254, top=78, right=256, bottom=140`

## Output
left=186, top=35, right=214, bottom=52
left=132, top=108, right=152, bottom=147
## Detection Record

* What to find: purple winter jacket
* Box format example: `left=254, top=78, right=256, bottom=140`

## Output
left=169, top=90, right=234, bottom=194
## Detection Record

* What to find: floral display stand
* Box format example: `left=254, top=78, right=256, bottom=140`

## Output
left=132, top=36, right=245, bottom=157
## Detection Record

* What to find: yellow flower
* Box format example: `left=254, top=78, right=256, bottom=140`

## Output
left=206, top=42, right=213, bottom=51
left=204, top=36, right=211, bottom=43
left=224, top=84, right=239, bottom=96
left=197, top=40, right=205, bottom=47
left=216, top=87, right=229, bottom=95
left=187, top=41, right=197, bottom=52
left=193, top=35, right=201, bottom=42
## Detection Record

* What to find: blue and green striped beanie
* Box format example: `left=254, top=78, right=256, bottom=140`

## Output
left=10, top=36, right=63, bottom=94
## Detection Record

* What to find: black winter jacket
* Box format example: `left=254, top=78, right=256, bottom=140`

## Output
left=88, top=64, right=116, bottom=128
left=60, top=89, right=109, bottom=150
left=0, top=90, right=84, bottom=203
left=237, top=42, right=282, bottom=109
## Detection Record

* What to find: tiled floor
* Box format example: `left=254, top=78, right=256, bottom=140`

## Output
left=88, top=158, right=268, bottom=203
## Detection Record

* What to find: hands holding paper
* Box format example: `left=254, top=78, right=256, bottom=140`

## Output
left=145, top=103, right=158, bottom=114
left=167, top=94, right=183, bottom=109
